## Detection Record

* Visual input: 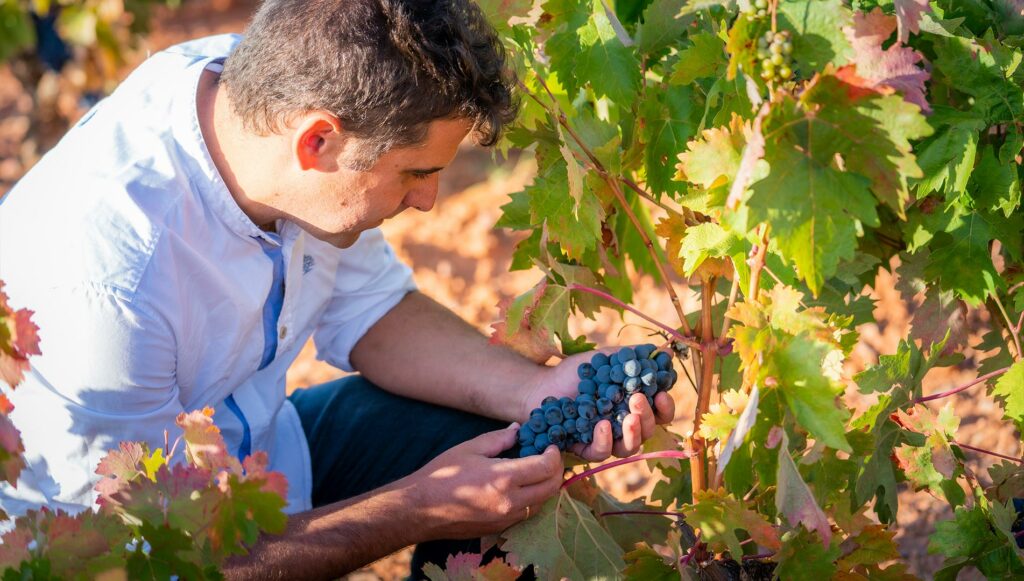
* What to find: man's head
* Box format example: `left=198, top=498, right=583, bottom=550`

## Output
left=220, top=0, right=517, bottom=171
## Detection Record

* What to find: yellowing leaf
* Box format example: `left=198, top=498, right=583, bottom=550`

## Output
left=682, top=488, right=781, bottom=559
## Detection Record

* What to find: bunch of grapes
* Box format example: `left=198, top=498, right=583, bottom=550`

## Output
left=516, top=344, right=681, bottom=457
left=757, top=30, right=793, bottom=82
left=740, top=0, right=770, bottom=19
left=1013, top=498, right=1024, bottom=549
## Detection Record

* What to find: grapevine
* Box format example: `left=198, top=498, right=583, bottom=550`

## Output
left=479, top=0, right=1024, bottom=579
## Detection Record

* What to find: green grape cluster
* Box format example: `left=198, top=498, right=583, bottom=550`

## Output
left=740, top=0, right=770, bottom=19
left=757, top=30, right=793, bottom=82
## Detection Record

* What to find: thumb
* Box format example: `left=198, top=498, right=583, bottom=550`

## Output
left=468, top=422, right=520, bottom=457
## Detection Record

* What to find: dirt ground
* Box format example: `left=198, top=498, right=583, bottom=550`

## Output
left=1, top=2, right=1019, bottom=579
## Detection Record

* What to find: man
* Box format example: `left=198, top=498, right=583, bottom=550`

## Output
left=0, top=0, right=675, bottom=577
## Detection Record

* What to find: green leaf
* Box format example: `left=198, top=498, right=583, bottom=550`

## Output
left=681, top=488, right=781, bottom=560
left=990, top=360, right=1024, bottom=432
left=929, top=503, right=1024, bottom=579
left=678, top=223, right=742, bottom=278
left=623, top=544, right=677, bottom=581
left=501, top=490, right=625, bottom=581
left=526, top=156, right=605, bottom=260
left=914, top=108, right=985, bottom=200
left=747, top=93, right=880, bottom=294
left=971, top=145, right=1021, bottom=218
left=777, top=0, right=854, bottom=76
left=773, top=337, right=851, bottom=453
left=635, top=0, right=693, bottom=54
left=574, top=0, right=642, bottom=104
left=477, top=0, right=533, bottom=34
left=669, top=32, right=726, bottom=86
left=932, top=34, right=1024, bottom=123
left=640, top=85, right=697, bottom=196
left=774, top=528, right=840, bottom=581
left=0, top=3, right=34, bottom=62
left=924, top=212, right=1002, bottom=305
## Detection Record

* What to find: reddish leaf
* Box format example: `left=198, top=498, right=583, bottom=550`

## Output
left=243, top=451, right=289, bottom=500
left=844, top=9, right=931, bottom=112
left=0, top=413, right=24, bottom=486
left=894, top=0, right=931, bottom=44
left=489, top=279, right=564, bottom=364
left=177, top=407, right=240, bottom=473
left=0, top=281, right=41, bottom=389
left=95, top=442, right=147, bottom=503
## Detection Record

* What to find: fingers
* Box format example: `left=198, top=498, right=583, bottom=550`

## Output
left=653, top=391, right=676, bottom=425
left=574, top=420, right=613, bottom=462
left=500, top=444, right=564, bottom=485
left=630, top=393, right=658, bottom=439
left=466, top=423, right=521, bottom=457
left=514, top=471, right=563, bottom=510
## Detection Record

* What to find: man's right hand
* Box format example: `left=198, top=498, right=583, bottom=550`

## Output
left=408, top=423, right=564, bottom=540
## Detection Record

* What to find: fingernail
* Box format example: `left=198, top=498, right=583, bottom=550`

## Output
left=509, top=422, right=520, bottom=430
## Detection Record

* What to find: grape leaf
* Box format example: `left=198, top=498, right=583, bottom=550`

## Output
left=932, top=33, right=1024, bottom=123
left=990, top=359, right=1024, bottom=432
left=571, top=0, right=642, bottom=104
left=929, top=504, right=1024, bottom=579
left=770, top=430, right=833, bottom=545
left=770, top=338, right=851, bottom=452
left=777, top=0, right=855, bottom=76
left=844, top=8, right=931, bottom=112
left=0, top=282, right=41, bottom=389
left=678, top=222, right=743, bottom=279
left=635, top=0, right=693, bottom=54
left=924, top=211, right=1003, bottom=305
left=424, top=552, right=521, bottom=581
left=893, top=405, right=965, bottom=506
left=914, top=109, right=985, bottom=199
left=95, top=441, right=147, bottom=503
left=640, top=84, right=697, bottom=196
left=676, top=114, right=747, bottom=191
left=490, top=279, right=565, bottom=363
left=894, top=0, right=932, bottom=44
left=836, top=524, right=901, bottom=571
left=775, top=528, right=840, bottom=580
left=746, top=90, right=880, bottom=294
left=177, top=407, right=240, bottom=473
left=501, top=490, right=625, bottom=580
left=526, top=155, right=605, bottom=260
left=0, top=413, right=24, bottom=486
left=972, top=145, right=1021, bottom=218
left=669, top=32, right=726, bottom=86
left=623, top=544, right=677, bottom=581
left=681, top=488, right=781, bottom=560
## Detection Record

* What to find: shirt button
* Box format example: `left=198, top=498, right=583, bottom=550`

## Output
left=279, top=326, right=287, bottom=340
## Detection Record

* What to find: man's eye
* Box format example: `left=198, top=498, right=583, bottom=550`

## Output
left=411, top=172, right=431, bottom=181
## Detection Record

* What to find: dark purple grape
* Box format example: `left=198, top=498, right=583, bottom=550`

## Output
left=618, top=347, right=637, bottom=362
left=544, top=405, right=563, bottom=426
left=518, top=424, right=536, bottom=445
left=534, top=433, right=550, bottom=450
left=577, top=393, right=596, bottom=405
left=597, top=397, right=614, bottom=415
left=548, top=425, right=567, bottom=444
left=575, top=416, right=591, bottom=433
left=635, top=343, right=657, bottom=359
left=595, top=365, right=612, bottom=383
left=577, top=400, right=598, bottom=420
left=610, top=365, right=626, bottom=383
left=609, top=353, right=620, bottom=366
left=604, top=384, right=624, bottom=404
left=561, top=398, right=578, bottom=420
left=641, top=371, right=656, bottom=386
left=562, top=418, right=578, bottom=435
left=577, top=363, right=596, bottom=380
left=656, top=370, right=673, bottom=390
left=655, top=351, right=672, bottom=370
left=591, top=352, right=610, bottom=367
left=624, top=376, right=641, bottom=393
left=623, top=359, right=641, bottom=378
left=519, top=446, right=538, bottom=457
left=578, top=379, right=598, bottom=395
left=528, top=412, right=547, bottom=433
left=541, top=396, right=559, bottom=407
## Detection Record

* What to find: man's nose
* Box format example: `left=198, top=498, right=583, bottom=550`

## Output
left=405, top=175, right=439, bottom=212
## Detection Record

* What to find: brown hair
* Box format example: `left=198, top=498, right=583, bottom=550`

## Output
left=220, top=0, right=518, bottom=169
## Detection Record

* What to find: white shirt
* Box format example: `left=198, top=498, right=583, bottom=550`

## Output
left=0, top=34, right=417, bottom=516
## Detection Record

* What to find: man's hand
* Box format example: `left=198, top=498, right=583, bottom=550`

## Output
left=409, top=423, right=564, bottom=540
left=519, top=349, right=676, bottom=461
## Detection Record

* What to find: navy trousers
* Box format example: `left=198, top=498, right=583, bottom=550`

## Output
left=287, top=376, right=510, bottom=579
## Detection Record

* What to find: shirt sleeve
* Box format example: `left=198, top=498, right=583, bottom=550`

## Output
left=2, top=283, right=185, bottom=515
left=312, top=228, right=417, bottom=372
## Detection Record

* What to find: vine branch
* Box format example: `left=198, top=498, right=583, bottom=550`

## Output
left=913, top=367, right=1012, bottom=405
left=569, top=284, right=701, bottom=350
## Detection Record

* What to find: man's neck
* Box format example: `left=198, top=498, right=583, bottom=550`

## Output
left=197, top=70, right=281, bottom=230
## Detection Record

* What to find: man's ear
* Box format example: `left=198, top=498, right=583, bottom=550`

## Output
left=292, top=111, right=343, bottom=171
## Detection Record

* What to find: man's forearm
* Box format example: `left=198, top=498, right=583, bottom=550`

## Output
left=350, top=291, right=543, bottom=422
left=223, top=476, right=427, bottom=580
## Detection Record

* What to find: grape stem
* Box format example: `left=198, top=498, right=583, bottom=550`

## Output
left=568, top=284, right=700, bottom=349
left=912, top=367, right=1012, bottom=404
left=955, top=440, right=1023, bottom=464
left=992, top=294, right=1022, bottom=361
left=561, top=450, right=693, bottom=489
left=691, top=277, right=720, bottom=493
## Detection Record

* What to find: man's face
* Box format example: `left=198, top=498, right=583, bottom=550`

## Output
left=286, top=118, right=471, bottom=248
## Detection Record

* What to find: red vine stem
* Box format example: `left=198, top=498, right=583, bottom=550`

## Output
left=955, top=441, right=1024, bottom=464
left=912, top=367, right=1012, bottom=404
left=600, top=510, right=685, bottom=518
left=569, top=284, right=701, bottom=349
left=561, top=450, right=694, bottom=489
left=620, top=176, right=674, bottom=213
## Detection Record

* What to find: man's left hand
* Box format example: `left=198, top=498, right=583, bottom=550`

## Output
left=519, top=349, right=677, bottom=461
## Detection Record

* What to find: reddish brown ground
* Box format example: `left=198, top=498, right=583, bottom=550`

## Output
left=1, top=2, right=1018, bottom=579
